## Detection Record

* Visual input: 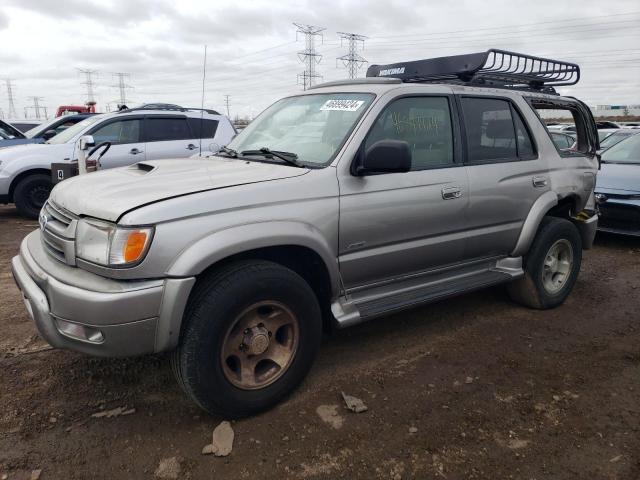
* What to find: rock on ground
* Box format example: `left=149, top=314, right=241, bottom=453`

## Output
left=154, top=457, right=181, bottom=479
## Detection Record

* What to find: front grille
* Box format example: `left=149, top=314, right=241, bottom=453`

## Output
left=39, top=200, right=78, bottom=265
left=598, top=203, right=640, bottom=232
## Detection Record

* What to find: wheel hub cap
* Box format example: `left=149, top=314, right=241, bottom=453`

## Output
left=243, top=326, right=270, bottom=356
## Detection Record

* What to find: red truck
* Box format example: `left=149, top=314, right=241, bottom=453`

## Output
left=55, top=101, right=96, bottom=117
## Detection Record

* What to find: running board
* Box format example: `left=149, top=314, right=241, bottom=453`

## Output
left=332, top=259, right=522, bottom=328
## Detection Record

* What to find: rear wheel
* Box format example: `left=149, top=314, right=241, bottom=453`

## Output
left=171, top=260, right=322, bottom=417
left=507, top=217, right=582, bottom=309
left=14, top=174, right=52, bottom=219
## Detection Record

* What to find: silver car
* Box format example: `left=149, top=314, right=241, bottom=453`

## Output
left=12, top=50, right=599, bottom=417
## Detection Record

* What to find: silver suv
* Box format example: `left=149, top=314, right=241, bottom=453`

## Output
left=12, top=50, right=599, bottom=417
left=0, top=104, right=236, bottom=218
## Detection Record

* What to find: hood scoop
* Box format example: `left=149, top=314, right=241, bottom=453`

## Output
left=129, top=162, right=156, bottom=174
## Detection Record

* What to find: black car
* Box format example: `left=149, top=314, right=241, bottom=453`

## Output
left=594, top=134, right=640, bottom=236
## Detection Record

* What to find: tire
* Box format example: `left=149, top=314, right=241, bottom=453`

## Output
left=14, top=173, right=52, bottom=219
left=507, top=217, right=582, bottom=309
left=171, top=260, right=322, bottom=417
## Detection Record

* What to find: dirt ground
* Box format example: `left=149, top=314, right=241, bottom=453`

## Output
left=1, top=204, right=639, bottom=480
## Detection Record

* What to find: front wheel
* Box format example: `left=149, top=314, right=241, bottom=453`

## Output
left=171, top=260, right=322, bottom=417
left=13, top=173, right=52, bottom=219
left=507, top=217, right=582, bottom=309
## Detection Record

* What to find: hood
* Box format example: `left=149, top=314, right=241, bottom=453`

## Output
left=50, top=157, right=309, bottom=222
left=596, top=162, right=640, bottom=194
left=0, top=138, right=44, bottom=149
left=0, top=142, right=74, bottom=169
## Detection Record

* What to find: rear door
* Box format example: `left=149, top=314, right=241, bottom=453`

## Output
left=458, top=95, right=547, bottom=259
left=88, top=116, right=145, bottom=168
left=338, top=94, right=470, bottom=290
left=143, top=115, right=200, bottom=159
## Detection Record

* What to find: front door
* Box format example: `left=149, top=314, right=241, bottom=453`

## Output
left=338, top=95, right=469, bottom=290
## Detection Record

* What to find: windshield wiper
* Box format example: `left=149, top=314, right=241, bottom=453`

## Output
left=241, top=147, right=305, bottom=168
left=217, top=146, right=238, bottom=157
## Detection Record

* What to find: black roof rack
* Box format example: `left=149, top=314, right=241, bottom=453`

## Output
left=118, top=103, right=220, bottom=115
left=366, top=49, right=579, bottom=93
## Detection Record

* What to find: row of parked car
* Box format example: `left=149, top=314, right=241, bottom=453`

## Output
left=0, top=104, right=236, bottom=217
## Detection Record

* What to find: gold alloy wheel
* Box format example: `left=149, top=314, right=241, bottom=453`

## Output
left=221, top=301, right=300, bottom=390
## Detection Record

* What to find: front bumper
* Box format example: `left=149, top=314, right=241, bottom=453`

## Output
left=596, top=197, right=640, bottom=237
left=11, top=230, right=195, bottom=357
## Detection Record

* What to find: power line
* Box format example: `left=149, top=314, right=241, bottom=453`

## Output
left=78, top=68, right=98, bottom=104
left=337, top=32, right=368, bottom=79
left=112, top=72, right=132, bottom=105
left=294, top=23, right=325, bottom=90
left=5, top=79, right=17, bottom=118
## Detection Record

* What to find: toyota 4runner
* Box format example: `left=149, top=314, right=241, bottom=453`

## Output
left=12, top=50, right=599, bottom=417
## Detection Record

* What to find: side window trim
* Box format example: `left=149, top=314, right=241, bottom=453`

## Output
left=455, top=94, right=539, bottom=165
left=355, top=93, right=463, bottom=174
left=87, top=116, right=143, bottom=145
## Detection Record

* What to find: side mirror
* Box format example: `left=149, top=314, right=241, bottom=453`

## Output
left=355, top=140, right=412, bottom=176
left=42, top=129, right=57, bottom=140
left=78, top=135, right=95, bottom=151
left=209, top=142, right=221, bottom=153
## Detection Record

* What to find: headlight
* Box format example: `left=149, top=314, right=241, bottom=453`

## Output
left=76, top=218, right=154, bottom=267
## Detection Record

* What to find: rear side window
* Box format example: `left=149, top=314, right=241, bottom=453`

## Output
left=365, top=96, right=454, bottom=170
left=532, top=100, right=597, bottom=155
left=145, top=117, right=192, bottom=142
left=461, top=97, right=536, bottom=163
left=187, top=118, right=219, bottom=138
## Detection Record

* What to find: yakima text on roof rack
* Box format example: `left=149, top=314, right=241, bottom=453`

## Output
left=366, top=49, right=579, bottom=92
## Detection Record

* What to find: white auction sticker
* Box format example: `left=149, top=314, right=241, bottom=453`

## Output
left=320, top=99, right=365, bottom=112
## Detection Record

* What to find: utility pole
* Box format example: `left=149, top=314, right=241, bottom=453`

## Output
left=78, top=68, right=98, bottom=104
left=5, top=79, right=18, bottom=118
left=223, top=95, right=231, bottom=118
left=26, top=96, right=45, bottom=120
left=294, top=23, right=325, bottom=90
left=337, top=32, right=368, bottom=79
left=112, top=72, right=132, bottom=106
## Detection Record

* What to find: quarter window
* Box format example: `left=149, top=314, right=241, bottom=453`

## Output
left=91, top=119, right=141, bottom=145
left=145, top=117, right=192, bottom=142
left=187, top=118, right=219, bottom=138
left=365, top=96, right=454, bottom=170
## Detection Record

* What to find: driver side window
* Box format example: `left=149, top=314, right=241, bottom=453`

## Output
left=365, top=96, right=454, bottom=171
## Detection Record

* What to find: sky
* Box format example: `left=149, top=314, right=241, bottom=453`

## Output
left=1, top=0, right=639, bottom=120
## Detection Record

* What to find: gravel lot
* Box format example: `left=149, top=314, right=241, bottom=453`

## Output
left=1, top=204, right=639, bottom=480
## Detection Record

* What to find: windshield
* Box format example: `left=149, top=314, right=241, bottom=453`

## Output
left=601, top=133, right=640, bottom=164
left=47, top=114, right=105, bottom=144
left=226, top=93, right=375, bottom=166
left=600, top=131, right=638, bottom=150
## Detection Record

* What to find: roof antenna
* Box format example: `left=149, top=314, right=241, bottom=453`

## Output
left=198, top=44, right=207, bottom=156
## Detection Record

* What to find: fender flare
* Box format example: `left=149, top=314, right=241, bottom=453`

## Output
left=166, top=221, right=341, bottom=296
left=511, top=191, right=558, bottom=257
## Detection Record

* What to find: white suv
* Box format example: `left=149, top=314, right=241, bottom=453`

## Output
left=0, top=104, right=236, bottom=218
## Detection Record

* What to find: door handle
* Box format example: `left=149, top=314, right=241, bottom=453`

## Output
left=130, top=148, right=144, bottom=155
left=186, top=144, right=197, bottom=150
left=532, top=176, right=548, bottom=188
left=441, top=186, right=462, bottom=200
